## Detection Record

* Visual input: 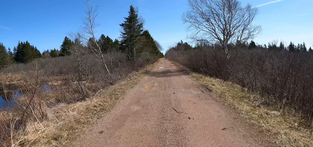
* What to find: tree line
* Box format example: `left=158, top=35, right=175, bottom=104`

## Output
left=0, top=5, right=163, bottom=68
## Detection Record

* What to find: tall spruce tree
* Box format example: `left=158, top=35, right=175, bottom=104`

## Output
left=59, top=36, right=74, bottom=56
left=0, top=43, right=10, bottom=68
left=120, top=5, right=144, bottom=60
left=288, top=42, right=296, bottom=52
left=14, top=41, right=41, bottom=63
left=137, top=30, right=163, bottom=57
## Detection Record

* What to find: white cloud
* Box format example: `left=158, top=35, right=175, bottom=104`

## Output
left=252, top=0, right=284, bottom=8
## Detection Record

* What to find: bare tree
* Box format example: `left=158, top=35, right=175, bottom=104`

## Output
left=84, top=0, right=110, bottom=74
left=183, top=0, right=261, bottom=57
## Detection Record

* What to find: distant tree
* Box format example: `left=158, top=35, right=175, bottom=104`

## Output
left=268, top=41, right=278, bottom=51
left=183, top=0, right=261, bottom=57
left=42, top=50, right=51, bottom=58
left=309, top=47, right=313, bottom=52
left=14, top=41, right=41, bottom=63
left=136, top=30, right=163, bottom=57
left=59, top=36, right=74, bottom=56
left=301, top=42, right=307, bottom=52
left=7, top=47, right=15, bottom=64
left=0, top=43, right=10, bottom=68
left=279, top=42, right=285, bottom=50
left=98, top=34, right=115, bottom=53
left=173, top=40, right=193, bottom=51
left=50, top=49, right=59, bottom=57
left=248, top=41, right=257, bottom=49
left=113, top=39, right=119, bottom=51
left=120, top=5, right=144, bottom=60
left=288, top=42, right=296, bottom=52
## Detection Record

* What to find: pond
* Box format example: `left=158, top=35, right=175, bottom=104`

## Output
left=0, top=91, right=23, bottom=108
left=0, top=85, right=52, bottom=109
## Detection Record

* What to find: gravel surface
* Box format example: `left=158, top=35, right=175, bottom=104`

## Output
left=76, top=58, right=275, bottom=147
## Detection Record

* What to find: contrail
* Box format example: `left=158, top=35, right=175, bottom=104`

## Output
left=252, top=0, right=283, bottom=8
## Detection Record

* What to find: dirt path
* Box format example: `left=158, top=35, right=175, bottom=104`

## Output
left=76, top=58, right=275, bottom=147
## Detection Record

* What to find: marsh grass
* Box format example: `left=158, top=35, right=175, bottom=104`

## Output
left=23, top=60, right=158, bottom=147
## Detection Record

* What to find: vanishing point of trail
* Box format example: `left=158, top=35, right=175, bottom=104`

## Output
left=76, top=59, right=274, bottom=147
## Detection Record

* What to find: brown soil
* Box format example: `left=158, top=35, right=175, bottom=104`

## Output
left=75, top=58, right=276, bottom=147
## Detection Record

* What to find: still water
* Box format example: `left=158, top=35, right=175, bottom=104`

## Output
left=0, top=91, right=23, bottom=108
left=0, top=85, right=52, bottom=108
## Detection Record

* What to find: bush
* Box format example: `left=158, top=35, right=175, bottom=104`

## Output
left=0, top=51, right=158, bottom=146
left=166, top=47, right=313, bottom=126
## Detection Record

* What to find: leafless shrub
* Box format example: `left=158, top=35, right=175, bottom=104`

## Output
left=0, top=51, right=158, bottom=146
left=166, top=47, right=313, bottom=126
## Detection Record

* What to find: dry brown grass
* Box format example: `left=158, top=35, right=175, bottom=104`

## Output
left=22, top=59, right=159, bottom=147
left=171, top=60, right=313, bottom=147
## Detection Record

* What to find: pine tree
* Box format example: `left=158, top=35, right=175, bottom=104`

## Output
left=288, top=42, right=296, bottom=52
left=113, top=39, right=119, bottom=51
left=309, top=47, right=312, bottom=52
left=50, top=49, right=59, bottom=57
left=14, top=41, right=41, bottom=63
left=248, top=41, right=257, bottom=49
left=301, top=42, right=307, bottom=52
left=0, top=43, right=10, bottom=68
left=136, top=30, right=161, bottom=55
left=279, top=42, right=285, bottom=50
left=7, top=48, right=15, bottom=64
left=59, top=36, right=74, bottom=56
left=98, top=34, right=115, bottom=53
left=120, top=5, right=144, bottom=60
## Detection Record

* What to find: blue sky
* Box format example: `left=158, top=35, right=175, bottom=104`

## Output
left=0, top=0, right=312, bottom=54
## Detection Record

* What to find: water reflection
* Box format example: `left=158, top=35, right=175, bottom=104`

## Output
left=0, top=91, right=23, bottom=108
left=0, top=85, right=51, bottom=108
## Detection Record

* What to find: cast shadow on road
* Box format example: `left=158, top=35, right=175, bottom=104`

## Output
left=148, top=69, right=190, bottom=78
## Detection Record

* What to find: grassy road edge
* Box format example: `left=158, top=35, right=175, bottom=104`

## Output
left=169, top=59, right=313, bottom=147
left=24, top=59, right=160, bottom=147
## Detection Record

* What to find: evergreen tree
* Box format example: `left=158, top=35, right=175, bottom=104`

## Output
left=113, top=39, right=119, bottom=51
left=268, top=42, right=278, bottom=51
left=309, top=47, right=312, bottom=52
left=59, top=36, right=74, bottom=56
left=0, top=43, right=10, bottom=68
left=248, top=41, right=257, bottom=49
left=50, top=49, right=59, bottom=57
left=98, top=34, right=115, bottom=53
left=288, top=42, right=296, bottom=52
left=7, top=48, right=15, bottom=64
left=301, top=42, right=307, bottom=52
left=120, top=5, right=144, bottom=60
left=279, top=42, right=285, bottom=50
left=14, top=41, right=41, bottom=63
left=174, top=40, right=193, bottom=51
left=136, top=30, right=163, bottom=57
